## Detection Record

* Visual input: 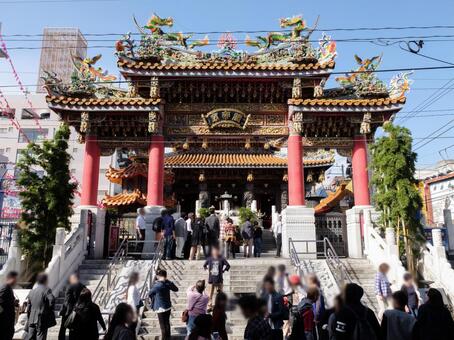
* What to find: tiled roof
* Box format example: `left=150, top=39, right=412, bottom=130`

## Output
left=288, top=97, right=406, bottom=107
left=314, top=181, right=352, bottom=214
left=46, top=96, right=161, bottom=106
left=102, top=189, right=147, bottom=207
left=106, top=163, right=148, bottom=184
left=118, top=59, right=335, bottom=72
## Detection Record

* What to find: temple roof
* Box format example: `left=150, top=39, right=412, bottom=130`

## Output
left=314, top=181, right=352, bottom=214
left=102, top=189, right=147, bottom=207
left=117, top=59, right=335, bottom=73
left=288, top=97, right=406, bottom=107
left=46, top=95, right=162, bottom=111
left=106, top=153, right=334, bottom=183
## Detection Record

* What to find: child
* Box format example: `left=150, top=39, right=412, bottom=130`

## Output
left=223, top=218, right=236, bottom=259
left=252, top=221, right=263, bottom=257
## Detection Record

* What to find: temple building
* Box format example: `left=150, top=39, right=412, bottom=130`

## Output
left=43, top=14, right=410, bottom=257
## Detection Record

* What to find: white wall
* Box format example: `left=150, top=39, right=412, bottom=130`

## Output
left=0, top=94, right=112, bottom=208
left=428, top=178, right=454, bottom=227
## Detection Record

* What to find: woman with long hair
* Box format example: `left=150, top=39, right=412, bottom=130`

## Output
left=125, top=272, right=141, bottom=333
left=190, top=217, right=205, bottom=260
left=104, top=303, right=136, bottom=340
left=68, top=288, right=106, bottom=340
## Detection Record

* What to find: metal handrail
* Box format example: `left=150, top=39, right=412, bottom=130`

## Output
left=92, top=238, right=128, bottom=305
left=140, top=238, right=164, bottom=300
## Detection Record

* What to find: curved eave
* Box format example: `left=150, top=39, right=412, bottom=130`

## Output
left=117, top=61, right=335, bottom=79
left=46, top=96, right=162, bottom=112
left=289, top=97, right=406, bottom=113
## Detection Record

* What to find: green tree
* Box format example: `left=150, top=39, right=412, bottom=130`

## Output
left=17, top=123, right=76, bottom=268
left=370, top=122, right=424, bottom=274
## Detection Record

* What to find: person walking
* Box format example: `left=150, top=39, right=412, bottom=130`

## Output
left=375, top=262, right=392, bottom=321
left=186, top=280, right=209, bottom=335
left=175, top=213, right=188, bottom=259
left=239, top=295, right=272, bottom=340
left=306, top=274, right=326, bottom=337
left=241, top=217, right=253, bottom=258
left=261, top=276, right=286, bottom=340
left=253, top=222, right=263, bottom=257
left=190, top=216, right=205, bottom=260
left=275, top=265, right=291, bottom=297
left=333, top=283, right=381, bottom=340
left=125, top=272, right=141, bottom=332
left=184, top=213, right=194, bottom=259
left=68, top=288, right=106, bottom=340
left=25, top=273, right=56, bottom=340
left=148, top=269, right=178, bottom=340
left=59, top=273, right=86, bottom=340
left=212, top=291, right=228, bottom=340
left=104, top=303, right=136, bottom=340
left=162, top=210, right=176, bottom=260
left=205, top=206, right=220, bottom=253
left=380, top=291, right=415, bottom=340
left=223, top=218, right=236, bottom=259
left=413, top=288, right=454, bottom=340
left=273, top=215, right=282, bottom=258
left=203, top=246, right=230, bottom=309
left=0, top=271, right=19, bottom=340
left=400, top=272, right=420, bottom=317
left=135, top=208, right=146, bottom=255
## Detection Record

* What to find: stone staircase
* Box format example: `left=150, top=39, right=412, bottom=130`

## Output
left=342, top=258, right=379, bottom=314
left=139, top=257, right=290, bottom=340
left=47, top=259, right=111, bottom=339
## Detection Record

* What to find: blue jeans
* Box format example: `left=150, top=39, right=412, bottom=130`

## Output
left=254, top=238, right=262, bottom=257
left=164, top=235, right=174, bottom=259
left=186, top=315, right=197, bottom=335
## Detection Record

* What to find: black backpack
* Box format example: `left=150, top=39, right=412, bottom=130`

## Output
left=347, top=306, right=377, bottom=340
left=152, top=216, right=163, bottom=232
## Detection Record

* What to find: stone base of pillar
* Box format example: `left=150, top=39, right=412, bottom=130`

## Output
left=346, top=205, right=372, bottom=258
left=282, top=206, right=316, bottom=258
left=143, top=205, right=164, bottom=259
left=75, top=205, right=106, bottom=259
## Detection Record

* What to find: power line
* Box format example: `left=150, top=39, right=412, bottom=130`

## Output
left=0, top=0, right=119, bottom=3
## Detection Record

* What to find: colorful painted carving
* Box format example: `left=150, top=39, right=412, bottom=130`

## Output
left=389, top=72, right=413, bottom=100
left=318, top=34, right=337, bottom=65
left=336, top=54, right=388, bottom=97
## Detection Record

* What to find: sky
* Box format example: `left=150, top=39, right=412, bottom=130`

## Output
left=0, top=0, right=454, bottom=169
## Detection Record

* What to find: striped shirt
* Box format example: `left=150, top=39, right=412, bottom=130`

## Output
left=375, top=272, right=392, bottom=297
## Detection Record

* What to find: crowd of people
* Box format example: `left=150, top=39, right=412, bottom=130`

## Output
left=136, top=206, right=284, bottom=260
left=1, top=257, right=454, bottom=340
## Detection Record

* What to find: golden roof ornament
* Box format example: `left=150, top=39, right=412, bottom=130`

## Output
left=80, top=112, right=89, bottom=133
left=247, top=171, right=254, bottom=182
left=360, top=112, right=372, bottom=135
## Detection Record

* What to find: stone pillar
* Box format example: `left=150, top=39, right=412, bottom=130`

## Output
left=81, top=136, right=100, bottom=206
left=352, top=135, right=370, bottom=206
left=147, top=135, right=164, bottom=206
left=287, top=135, right=305, bottom=205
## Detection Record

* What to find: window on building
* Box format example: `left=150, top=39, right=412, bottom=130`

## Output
left=72, top=147, right=78, bottom=153
left=70, top=169, right=76, bottom=174
left=18, top=128, right=48, bottom=143
left=15, top=149, right=26, bottom=163
left=20, top=108, right=51, bottom=120
left=0, top=128, right=8, bottom=134
left=0, top=108, right=15, bottom=119
left=97, top=190, right=107, bottom=196
left=8, top=127, right=13, bottom=132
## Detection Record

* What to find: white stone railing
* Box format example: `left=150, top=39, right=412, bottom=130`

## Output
left=419, top=229, right=454, bottom=305
left=0, top=230, right=22, bottom=284
left=362, top=208, right=407, bottom=290
left=45, top=220, right=87, bottom=296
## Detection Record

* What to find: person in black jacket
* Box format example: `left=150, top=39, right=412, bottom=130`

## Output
left=413, top=288, right=454, bottom=340
left=68, top=288, right=106, bottom=340
left=104, top=303, right=135, bottom=340
left=333, top=283, right=381, bottom=340
left=59, top=273, right=86, bottom=340
left=0, top=271, right=19, bottom=340
left=261, top=276, right=286, bottom=340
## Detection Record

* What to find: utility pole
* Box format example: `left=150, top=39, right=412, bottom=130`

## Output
left=0, top=23, right=7, bottom=58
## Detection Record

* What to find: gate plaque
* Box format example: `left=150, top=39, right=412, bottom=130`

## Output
left=202, top=108, right=250, bottom=130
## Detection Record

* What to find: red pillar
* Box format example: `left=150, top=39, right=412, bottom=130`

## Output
left=147, top=135, right=164, bottom=206
left=288, top=134, right=305, bottom=205
left=81, top=136, right=100, bottom=206
left=352, top=135, right=371, bottom=206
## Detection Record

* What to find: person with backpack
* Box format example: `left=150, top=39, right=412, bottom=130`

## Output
left=161, top=210, right=176, bottom=260
left=289, top=287, right=319, bottom=340
left=252, top=221, right=263, bottom=257
left=333, top=283, right=381, bottom=340
left=190, top=216, right=205, bottom=260
left=261, top=276, right=286, bottom=340
left=152, top=210, right=165, bottom=237
left=380, top=291, right=415, bottom=340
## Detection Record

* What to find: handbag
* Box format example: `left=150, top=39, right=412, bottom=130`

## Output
left=181, top=293, right=203, bottom=323
left=64, top=310, right=77, bottom=330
